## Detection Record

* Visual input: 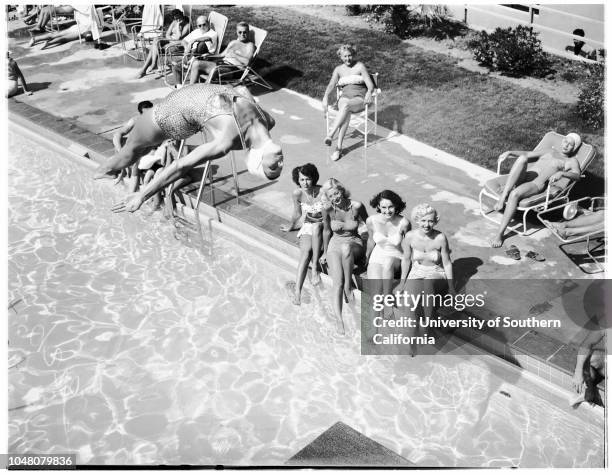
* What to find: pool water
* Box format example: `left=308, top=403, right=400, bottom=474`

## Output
left=7, top=130, right=604, bottom=467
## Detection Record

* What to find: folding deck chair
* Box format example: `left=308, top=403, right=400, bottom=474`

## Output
left=479, top=131, right=596, bottom=235
left=325, top=72, right=381, bottom=164
left=205, top=25, right=271, bottom=89
left=538, top=196, right=605, bottom=273
left=116, top=4, right=163, bottom=61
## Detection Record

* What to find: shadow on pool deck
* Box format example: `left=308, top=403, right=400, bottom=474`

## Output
left=6, top=16, right=605, bottom=390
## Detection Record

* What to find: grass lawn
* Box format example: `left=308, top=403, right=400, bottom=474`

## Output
left=195, top=6, right=604, bottom=185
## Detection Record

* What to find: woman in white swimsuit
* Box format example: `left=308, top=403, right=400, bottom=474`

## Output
left=320, top=178, right=368, bottom=334
left=281, top=163, right=325, bottom=305
left=322, top=44, right=375, bottom=161
left=397, top=203, right=454, bottom=354
left=366, top=190, right=411, bottom=309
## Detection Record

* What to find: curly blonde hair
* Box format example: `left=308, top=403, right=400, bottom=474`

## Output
left=411, top=203, right=439, bottom=223
left=320, top=178, right=351, bottom=206
left=336, top=44, right=356, bottom=58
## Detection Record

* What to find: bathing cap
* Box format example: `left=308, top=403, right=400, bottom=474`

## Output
left=566, top=133, right=582, bottom=151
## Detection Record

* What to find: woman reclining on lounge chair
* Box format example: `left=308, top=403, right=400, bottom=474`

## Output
left=490, top=132, right=582, bottom=247
left=550, top=210, right=604, bottom=239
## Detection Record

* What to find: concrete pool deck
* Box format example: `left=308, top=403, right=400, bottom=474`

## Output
left=5, top=15, right=606, bottom=391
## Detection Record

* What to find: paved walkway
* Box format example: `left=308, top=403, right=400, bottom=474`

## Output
left=6, top=17, right=606, bottom=386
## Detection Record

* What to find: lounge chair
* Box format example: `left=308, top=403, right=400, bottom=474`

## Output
left=325, top=72, right=381, bottom=162
left=537, top=196, right=605, bottom=273
left=478, top=131, right=596, bottom=235
left=205, top=25, right=271, bottom=89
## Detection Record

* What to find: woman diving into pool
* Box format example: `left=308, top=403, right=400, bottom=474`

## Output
left=96, top=84, right=284, bottom=213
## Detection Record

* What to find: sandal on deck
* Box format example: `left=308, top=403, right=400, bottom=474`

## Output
left=331, top=148, right=342, bottom=161
left=525, top=250, right=545, bottom=262
left=505, top=245, right=521, bottom=260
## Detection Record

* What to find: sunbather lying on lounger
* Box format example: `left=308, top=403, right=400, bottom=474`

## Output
left=491, top=132, right=582, bottom=247
left=95, top=84, right=283, bottom=213
left=550, top=209, right=604, bottom=239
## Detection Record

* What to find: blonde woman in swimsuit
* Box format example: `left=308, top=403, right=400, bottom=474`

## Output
left=366, top=190, right=411, bottom=310
left=319, top=178, right=369, bottom=334
left=281, top=163, right=325, bottom=305
left=398, top=204, right=454, bottom=353
left=322, top=44, right=375, bottom=161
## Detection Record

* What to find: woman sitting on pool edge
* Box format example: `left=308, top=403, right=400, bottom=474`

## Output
left=365, top=190, right=411, bottom=313
left=395, top=203, right=454, bottom=354
left=322, top=44, right=375, bottom=161
left=281, top=163, right=325, bottom=305
left=319, top=178, right=368, bottom=334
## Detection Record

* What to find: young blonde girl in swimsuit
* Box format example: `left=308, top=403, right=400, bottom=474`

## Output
left=397, top=203, right=454, bottom=355
left=366, top=190, right=411, bottom=313
left=320, top=178, right=369, bottom=334
left=281, top=163, right=325, bottom=305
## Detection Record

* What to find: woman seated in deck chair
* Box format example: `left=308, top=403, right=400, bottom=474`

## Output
left=136, top=9, right=190, bottom=79
left=319, top=178, right=369, bottom=335
left=322, top=44, right=375, bottom=162
left=95, top=84, right=283, bottom=213
left=490, top=132, right=582, bottom=247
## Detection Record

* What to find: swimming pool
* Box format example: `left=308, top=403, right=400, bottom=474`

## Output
left=7, top=128, right=604, bottom=467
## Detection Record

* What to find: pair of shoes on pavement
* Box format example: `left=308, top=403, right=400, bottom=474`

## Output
left=505, top=245, right=545, bottom=261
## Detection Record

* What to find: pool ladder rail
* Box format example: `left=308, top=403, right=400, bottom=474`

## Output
left=164, top=138, right=241, bottom=256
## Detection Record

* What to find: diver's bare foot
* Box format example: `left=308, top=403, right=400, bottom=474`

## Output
left=491, top=234, right=503, bottom=248
left=311, top=271, right=321, bottom=286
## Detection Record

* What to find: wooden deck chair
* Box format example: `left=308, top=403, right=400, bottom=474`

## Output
left=479, top=132, right=596, bottom=236
left=206, top=25, right=271, bottom=89
left=165, top=11, right=228, bottom=87
left=325, top=72, right=381, bottom=164
left=538, top=196, right=605, bottom=273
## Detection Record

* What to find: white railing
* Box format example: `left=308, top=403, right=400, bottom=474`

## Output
left=451, top=4, right=604, bottom=61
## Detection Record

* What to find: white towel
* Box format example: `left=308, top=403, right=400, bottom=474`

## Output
left=139, top=4, right=163, bottom=39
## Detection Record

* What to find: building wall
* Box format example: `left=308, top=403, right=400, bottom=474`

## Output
left=446, top=4, right=604, bottom=59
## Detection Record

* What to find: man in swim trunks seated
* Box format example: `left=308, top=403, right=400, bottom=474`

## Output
left=490, top=132, right=582, bottom=247
left=94, top=84, right=283, bottom=213
left=188, top=21, right=255, bottom=85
